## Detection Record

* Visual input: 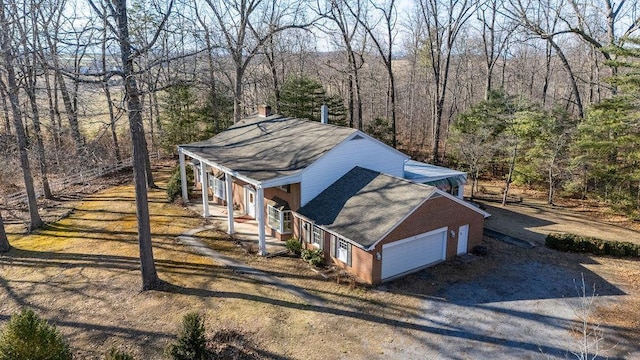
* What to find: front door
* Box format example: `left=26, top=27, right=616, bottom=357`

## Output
left=457, top=224, right=469, bottom=255
left=244, top=186, right=256, bottom=218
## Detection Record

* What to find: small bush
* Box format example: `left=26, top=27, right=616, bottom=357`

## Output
left=105, top=347, right=135, bottom=360
left=167, top=165, right=193, bottom=202
left=546, top=233, right=640, bottom=258
left=168, top=312, right=208, bottom=360
left=0, top=308, right=72, bottom=360
left=301, top=248, right=324, bottom=267
left=285, top=238, right=302, bottom=255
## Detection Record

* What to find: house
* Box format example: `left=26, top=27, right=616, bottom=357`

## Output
left=295, top=167, right=488, bottom=284
left=178, top=105, right=489, bottom=284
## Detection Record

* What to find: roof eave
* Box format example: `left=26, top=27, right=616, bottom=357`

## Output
left=179, top=147, right=261, bottom=186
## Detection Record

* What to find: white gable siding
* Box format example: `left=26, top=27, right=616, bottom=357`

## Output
left=301, top=135, right=407, bottom=206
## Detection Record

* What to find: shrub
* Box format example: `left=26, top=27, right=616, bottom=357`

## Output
left=0, top=308, right=72, bottom=360
left=301, top=248, right=324, bottom=267
left=167, top=165, right=193, bottom=202
left=545, top=233, right=640, bottom=258
left=105, top=348, right=135, bottom=360
left=168, top=312, right=208, bottom=360
left=285, top=238, right=302, bottom=255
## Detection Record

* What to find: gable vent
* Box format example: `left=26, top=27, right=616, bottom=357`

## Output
left=350, top=134, right=364, bottom=141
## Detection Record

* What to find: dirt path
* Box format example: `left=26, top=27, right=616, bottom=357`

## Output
left=480, top=199, right=640, bottom=245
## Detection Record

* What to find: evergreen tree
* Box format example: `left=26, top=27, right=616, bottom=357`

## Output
left=449, top=90, right=515, bottom=198
left=575, top=37, right=640, bottom=215
left=160, top=84, right=232, bottom=154
left=277, top=76, right=347, bottom=126
left=365, top=118, right=394, bottom=146
left=0, top=309, right=72, bottom=360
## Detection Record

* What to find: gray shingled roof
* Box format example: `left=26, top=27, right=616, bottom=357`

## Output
left=180, top=114, right=357, bottom=182
left=297, top=167, right=438, bottom=248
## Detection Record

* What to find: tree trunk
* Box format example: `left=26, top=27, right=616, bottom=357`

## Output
left=142, top=131, right=156, bottom=189
left=56, top=70, right=84, bottom=153
left=233, top=66, right=244, bottom=123
left=0, top=210, right=9, bottom=253
left=0, top=85, right=10, bottom=134
left=388, top=61, right=397, bottom=148
left=113, top=0, right=159, bottom=290
left=26, top=86, right=53, bottom=199
left=43, top=68, right=60, bottom=157
left=105, top=82, right=121, bottom=162
left=0, top=0, right=43, bottom=231
left=502, top=142, right=518, bottom=206
left=102, top=4, right=120, bottom=162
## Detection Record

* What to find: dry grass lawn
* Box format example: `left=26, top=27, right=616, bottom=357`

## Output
left=0, top=165, right=424, bottom=359
left=0, top=165, right=638, bottom=359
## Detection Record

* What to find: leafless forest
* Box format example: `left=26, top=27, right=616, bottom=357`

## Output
left=1, top=0, right=639, bottom=233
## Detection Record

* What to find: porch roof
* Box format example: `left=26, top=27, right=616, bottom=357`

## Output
left=179, top=114, right=356, bottom=182
left=296, top=166, right=438, bottom=248
left=403, top=160, right=467, bottom=186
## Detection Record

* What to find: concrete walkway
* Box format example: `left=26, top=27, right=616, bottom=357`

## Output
left=177, top=225, right=322, bottom=306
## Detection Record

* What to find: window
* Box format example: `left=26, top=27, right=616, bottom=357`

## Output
left=337, top=240, right=349, bottom=263
left=312, top=227, right=323, bottom=248
left=283, top=211, right=292, bottom=232
left=277, top=184, right=290, bottom=193
left=211, top=177, right=225, bottom=200
left=331, top=235, right=352, bottom=266
left=267, top=205, right=292, bottom=234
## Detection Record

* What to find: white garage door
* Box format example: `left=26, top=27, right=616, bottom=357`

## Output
left=381, top=227, right=447, bottom=281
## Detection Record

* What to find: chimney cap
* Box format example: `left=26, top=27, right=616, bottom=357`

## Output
left=258, top=104, right=272, bottom=117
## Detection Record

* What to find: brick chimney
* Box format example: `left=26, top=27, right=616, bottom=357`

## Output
left=258, top=105, right=272, bottom=117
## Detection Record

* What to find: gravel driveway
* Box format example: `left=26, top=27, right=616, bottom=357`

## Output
left=382, top=250, right=635, bottom=359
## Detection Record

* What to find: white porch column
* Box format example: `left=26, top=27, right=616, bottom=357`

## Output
left=178, top=150, right=188, bottom=201
left=256, top=185, right=266, bottom=256
left=457, top=185, right=464, bottom=199
left=225, top=172, right=234, bottom=235
left=200, top=163, right=210, bottom=217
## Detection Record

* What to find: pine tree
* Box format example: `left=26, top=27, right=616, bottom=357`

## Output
left=277, top=76, right=347, bottom=125
left=575, top=37, right=640, bottom=215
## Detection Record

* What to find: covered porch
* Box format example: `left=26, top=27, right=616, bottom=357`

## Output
left=178, top=148, right=298, bottom=256
left=184, top=193, right=287, bottom=256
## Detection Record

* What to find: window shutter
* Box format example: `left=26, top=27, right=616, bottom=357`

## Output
left=330, top=235, right=336, bottom=257
left=347, top=244, right=352, bottom=267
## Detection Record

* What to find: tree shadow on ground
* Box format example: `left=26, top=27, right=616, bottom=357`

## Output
left=157, top=281, right=591, bottom=358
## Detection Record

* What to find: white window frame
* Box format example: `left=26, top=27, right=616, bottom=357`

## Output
left=211, top=177, right=225, bottom=200
left=312, top=226, right=323, bottom=248
left=266, top=205, right=292, bottom=234
left=337, top=239, right=349, bottom=263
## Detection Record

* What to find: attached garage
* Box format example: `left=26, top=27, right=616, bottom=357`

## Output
left=381, top=227, right=447, bottom=281
left=295, top=167, right=490, bottom=285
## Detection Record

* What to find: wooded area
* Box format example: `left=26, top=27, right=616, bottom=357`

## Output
left=0, top=0, right=638, bottom=286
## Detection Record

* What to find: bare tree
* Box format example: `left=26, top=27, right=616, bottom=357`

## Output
left=100, top=1, right=121, bottom=162
left=203, top=0, right=312, bottom=123
left=317, top=0, right=365, bottom=129
left=88, top=0, right=174, bottom=290
left=38, top=0, right=86, bottom=155
left=0, top=85, right=10, bottom=134
left=561, top=0, right=640, bottom=94
left=507, top=0, right=585, bottom=118
left=0, top=0, right=43, bottom=231
left=348, top=0, right=399, bottom=146
left=13, top=0, right=53, bottom=199
left=477, top=0, right=514, bottom=100
left=0, top=210, right=9, bottom=253
left=418, top=0, right=477, bottom=164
